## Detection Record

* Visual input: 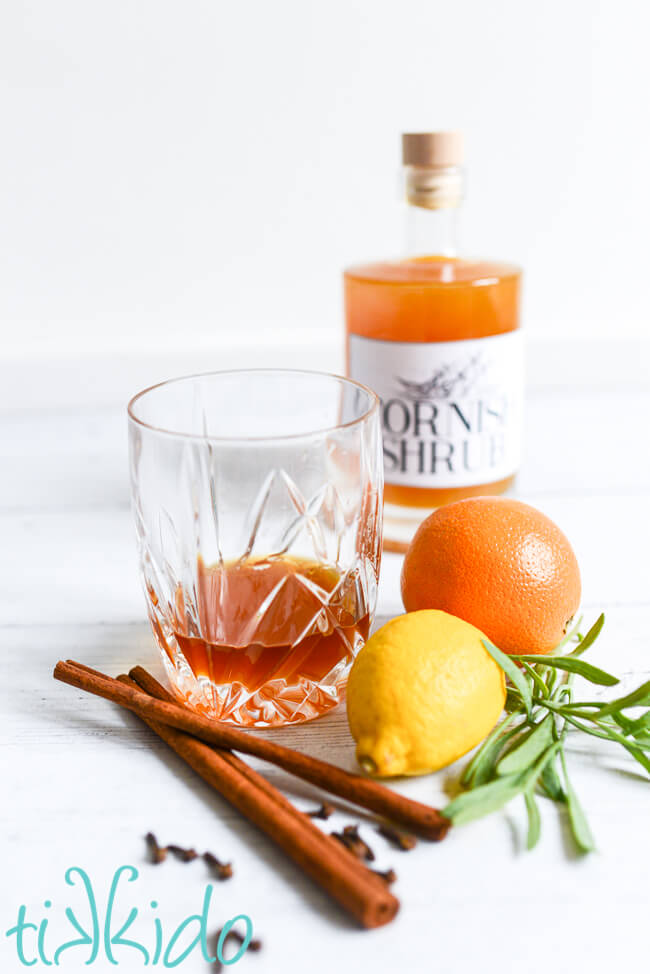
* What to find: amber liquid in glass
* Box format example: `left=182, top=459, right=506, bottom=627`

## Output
left=167, top=555, right=369, bottom=725
left=345, top=256, right=521, bottom=510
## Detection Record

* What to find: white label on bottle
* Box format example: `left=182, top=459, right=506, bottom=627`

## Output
left=349, top=332, right=524, bottom=488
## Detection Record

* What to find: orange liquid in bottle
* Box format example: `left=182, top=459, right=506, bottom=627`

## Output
left=167, top=555, right=369, bottom=726
left=345, top=256, right=521, bottom=511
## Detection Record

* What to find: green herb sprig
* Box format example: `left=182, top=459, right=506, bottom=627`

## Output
left=442, top=614, right=650, bottom=852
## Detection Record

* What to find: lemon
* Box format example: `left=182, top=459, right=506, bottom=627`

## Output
left=346, top=610, right=506, bottom=777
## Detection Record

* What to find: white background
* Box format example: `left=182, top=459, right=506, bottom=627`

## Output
left=1, top=0, right=649, bottom=407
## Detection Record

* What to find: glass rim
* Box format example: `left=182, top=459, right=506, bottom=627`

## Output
left=127, top=368, right=380, bottom=444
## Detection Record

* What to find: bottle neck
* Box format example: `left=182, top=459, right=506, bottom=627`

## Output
left=402, top=163, right=463, bottom=258
left=404, top=203, right=460, bottom=258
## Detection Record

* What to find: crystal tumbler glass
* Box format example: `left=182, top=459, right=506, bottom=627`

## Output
left=128, top=369, right=383, bottom=727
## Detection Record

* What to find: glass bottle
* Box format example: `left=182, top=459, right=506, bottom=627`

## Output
left=344, top=132, right=523, bottom=547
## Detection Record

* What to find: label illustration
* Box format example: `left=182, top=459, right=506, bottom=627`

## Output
left=348, top=332, right=524, bottom=488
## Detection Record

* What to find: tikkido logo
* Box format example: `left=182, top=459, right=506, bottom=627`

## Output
left=5, top=865, right=255, bottom=967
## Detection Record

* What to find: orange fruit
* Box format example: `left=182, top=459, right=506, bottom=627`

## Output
left=400, top=497, right=581, bottom=656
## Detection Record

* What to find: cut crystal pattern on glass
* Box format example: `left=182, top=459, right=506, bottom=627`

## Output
left=129, top=370, right=383, bottom=727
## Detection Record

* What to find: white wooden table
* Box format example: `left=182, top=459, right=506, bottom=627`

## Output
left=2, top=350, right=650, bottom=973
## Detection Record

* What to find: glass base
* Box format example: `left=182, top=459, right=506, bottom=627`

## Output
left=160, top=649, right=350, bottom=728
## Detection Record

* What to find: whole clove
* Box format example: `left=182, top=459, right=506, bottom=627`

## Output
left=213, top=926, right=263, bottom=964
left=225, top=927, right=262, bottom=952
left=377, top=824, right=417, bottom=851
left=203, top=851, right=234, bottom=880
left=306, top=802, right=335, bottom=820
left=144, top=834, right=232, bottom=876
left=145, top=832, right=168, bottom=864
left=343, top=824, right=375, bottom=861
left=371, top=868, right=397, bottom=886
left=331, top=825, right=375, bottom=862
left=167, top=844, right=199, bottom=862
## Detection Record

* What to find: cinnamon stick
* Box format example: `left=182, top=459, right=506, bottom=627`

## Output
left=53, top=659, right=450, bottom=841
left=115, top=672, right=398, bottom=929
left=382, top=538, right=409, bottom=556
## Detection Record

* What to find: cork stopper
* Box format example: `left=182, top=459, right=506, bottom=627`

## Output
left=402, top=132, right=464, bottom=169
left=402, top=132, right=464, bottom=209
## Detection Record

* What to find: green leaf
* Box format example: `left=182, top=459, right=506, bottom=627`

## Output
left=596, top=681, right=650, bottom=717
left=555, top=710, right=650, bottom=751
left=482, top=639, right=533, bottom=717
left=566, top=790, right=596, bottom=852
left=460, top=710, right=522, bottom=786
left=496, top=714, right=555, bottom=777
left=607, top=710, right=648, bottom=735
left=505, top=688, right=525, bottom=713
left=561, top=700, right=614, bottom=710
left=568, top=613, right=605, bottom=657
left=539, top=755, right=565, bottom=802
left=442, top=773, right=528, bottom=825
left=514, top=656, right=619, bottom=687
left=463, top=720, right=525, bottom=787
left=560, top=750, right=596, bottom=853
left=522, top=661, right=549, bottom=697
left=544, top=665, right=559, bottom=696
left=446, top=740, right=563, bottom=826
left=626, top=710, right=650, bottom=736
left=520, top=741, right=562, bottom=791
left=524, top=789, right=542, bottom=850
left=620, top=741, right=650, bottom=776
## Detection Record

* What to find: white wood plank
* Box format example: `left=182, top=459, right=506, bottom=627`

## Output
left=0, top=405, right=130, bottom=512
